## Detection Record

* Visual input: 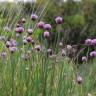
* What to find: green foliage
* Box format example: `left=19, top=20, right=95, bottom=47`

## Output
left=0, top=49, right=96, bottom=96
left=64, top=14, right=85, bottom=28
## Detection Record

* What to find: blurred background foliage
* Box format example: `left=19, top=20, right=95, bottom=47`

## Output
left=0, top=0, right=96, bottom=45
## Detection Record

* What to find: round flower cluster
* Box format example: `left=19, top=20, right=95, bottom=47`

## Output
left=27, top=28, right=33, bottom=35
left=82, top=38, right=96, bottom=62
left=1, top=51, right=7, bottom=58
left=90, top=51, right=96, bottom=57
left=76, top=75, right=83, bottom=84
left=6, top=39, right=17, bottom=53
left=85, top=39, right=92, bottom=45
left=6, top=39, right=16, bottom=48
left=47, top=48, right=52, bottom=56
left=37, top=21, right=45, bottom=29
left=85, top=38, right=96, bottom=46
left=23, top=36, right=33, bottom=45
left=35, top=45, right=41, bottom=51
left=15, top=27, right=24, bottom=34
left=82, top=50, right=96, bottom=62
left=55, top=16, right=63, bottom=24
left=31, top=13, right=38, bottom=21
left=43, top=31, right=50, bottom=38
left=82, top=56, right=87, bottom=62
left=22, top=18, right=26, bottom=23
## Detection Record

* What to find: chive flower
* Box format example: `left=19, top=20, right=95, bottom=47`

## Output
left=31, top=13, right=38, bottom=21
left=44, top=31, right=50, bottom=38
left=55, top=16, right=63, bottom=24
left=44, top=24, right=52, bottom=30
left=37, top=21, right=45, bottom=29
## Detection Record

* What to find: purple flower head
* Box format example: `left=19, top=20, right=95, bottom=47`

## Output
left=1, top=51, right=7, bottom=58
left=44, top=31, right=50, bottom=38
left=27, top=28, right=33, bottom=35
left=90, top=51, right=96, bottom=57
left=22, top=18, right=26, bottom=23
left=21, top=54, right=29, bottom=61
left=6, top=41, right=12, bottom=48
left=15, top=27, right=24, bottom=34
left=23, top=39, right=28, bottom=45
left=10, top=39, right=16, bottom=47
left=82, top=56, right=87, bottom=62
left=35, top=45, right=41, bottom=51
left=6, top=39, right=16, bottom=48
left=85, top=39, right=92, bottom=45
left=55, top=16, right=63, bottom=24
left=26, top=36, right=32, bottom=42
left=9, top=47, right=17, bottom=53
left=47, top=48, right=52, bottom=55
left=31, top=40, right=35, bottom=45
left=76, top=76, right=83, bottom=84
left=44, top=24, right=52, bottom=30
left=37, top=21, right=45, bottom=29
left=31, top=13, right=38, bottom=21
left=16, top=23, right=21, bottom=27
left=91, top=39, right=96, bottom=45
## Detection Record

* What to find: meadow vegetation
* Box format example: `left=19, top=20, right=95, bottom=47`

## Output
left=0, top=0, right=96, bottom=96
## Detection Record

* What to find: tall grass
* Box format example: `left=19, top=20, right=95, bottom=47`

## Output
left=0, top=2, right=96, bottom=96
